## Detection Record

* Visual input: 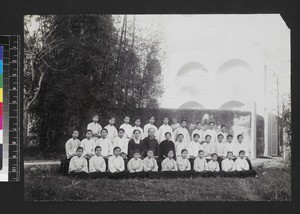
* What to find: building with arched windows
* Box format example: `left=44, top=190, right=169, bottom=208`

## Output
left=159, top=14, right=290, bottom=158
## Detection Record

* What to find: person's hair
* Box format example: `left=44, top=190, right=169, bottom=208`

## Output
left=178, top=133, right=184, bottom=137
left=209, top=121, right=214, bottom=125
left=86, top=129, right=93, bottom=134
left=227, top=151, right=233, bottom=155
left=237, top=134, right=243, bottom=139
left=196, top=121, right=202, bottom=125
left=101, top=128, right=108, bottom=133
left=181, top=149, right=188, bottom=154
left=181, top=119, right=187, bottom=123
left=148, top=127, right=155, bottom=133
left=133, top=129, right=141, bottom=134
left=149, top=115, right=155, bottom=120
left=76, top=147, right=84, bottom=152
left=217, top=134, right=224, bottom=138
left=95, top=146, right=102, bottom=151
left=163, top=116, right=168, bottom=120
left=221, top=124, right=226, bottom=129
left=113, top=146, right=121, bottom=152
left=134, top=150, right=140, bottom=155
left=227, top=134, right=233, bottom=139
left=147, top=149, right=154, bottom=153
left=165, top=132, right=172, bottom=136
left=205, top=135, right=211, bottom=139
left=93, top=115, right=99, bottom=118
left=239, top=150, right=245, bottom=155
left=134, top=118, right=140, bottom=122
left=167, top=149, right=174, bottom=154
left=124, top=115, right=130, bottom=119
left=109, top=116, right=115, bottom=120
left=193, top=133, right=200, bottom=138
left=72, top=130, right=78, bottom=134
left=211, top=153, right=218, bottom=158
left=118, top=128, right=125, bottom=133
left=198, top=150, right=204, bottom=154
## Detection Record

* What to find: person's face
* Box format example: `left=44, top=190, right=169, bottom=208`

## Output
left=165, top=133, right=171, bottom=141
left=149, top=117, right=155, bottom=124
left=134, top=153, right=140, bottom=159
left=182, top=150, right=188, bottom=158
left=197, top=123, right=202, bottom=129
left=181, top=121, right=187, bottom=128
left=109, top=118, right=115, bottom=125
left=118, top=130, right=124, bottom=138
left=168, top=151, right=174, bottom=158
left=238, top=136, right=243, bottom=143
left=76, top=149, right=83, bottom=157
left=148, top=129, right=155, bottom=138
left=228, top=137, right=233, bottom=143
left=227, top=153, right=233, bottom=160
left=95, top=148, right=101, bottom=156
left=114, top=149, right=121, bottom=156
left=72, top=131, right=79, bottom=139
left=205, top=137, right=211, bottom=143
left=147, top=151, right=154, bottom=158
left=163, top=118, right=169, bottom=125
left=218, top=136, right=223, bottom=143
left=178, top=135, right=184, bottom=142
left=134, top=131, right=140, bottom=139
left=193, top=135, right=199, bottom=142
left=239, top=152, right=245, bottom=159
left=209, top=123, right=214, bottom=129
left=135, top=119, right=141, bottom=127
left=221, top=126, right=226, bottom=132
left=101, top=130, right=107, bottom=138
left=124, top=117, right=130, bottom=124
left=199, top=151, right=205, bottom=158
left=93, top=116, right=99, bottom=123
left=86, top=131, right=92, bottom=139
left=172, top=118, right=177, bottom=123
left=212, top=155, right=218, bottom=161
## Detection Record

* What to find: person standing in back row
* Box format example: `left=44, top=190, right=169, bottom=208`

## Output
left=173, top=119, right=191, bottom=145
left=104, top=116, right=118, bottom=143
left=143, top=116, right=158, bottom=139
left=120, top=116, right=133, bottom=139
left=158, top=116, right=173, bottom=144
left=87, top=115, right=102, bottom=142
left=204, top=122, right=218, bottom=144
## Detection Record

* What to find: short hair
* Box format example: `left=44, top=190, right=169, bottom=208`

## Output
left=109, top=116, right=115, bottom=120
left=227, top=151, right=233, bottom=155
left=198, top=150, right=205, bottom=154
left=193, top=133, right=200, bottom=138
left=196, top=121, right=202, bottom=125
left=133, top=129, right=141, bottom=134
left=167, top=149, right=174, bottom=154
left=163, top=116, right=169, bottom=120
left=178, top=133, right=184, bottom=137
left=134, top=118, right=141, bottom=122
left=86, top=129, right=93, bottom=134
left=113, top=146, right=121, bottom=152
left=239, top=150, right=245, bottom=155
left=165, top=132, right=172, bottom=136
left=237, top=134, right=243, bottom=139
left=148, top=127, right=155, bottom=133
left=72, top=130, right=79, bottom=134
left=181, top=149, right=188, bottom=154
left=227, top=134, right=233, bottom=139
left=148, top=115, right=155, bottom=120
left=211, top=153, right=218, bottom=158
left=147, top=149, right=154, bottom=153
left=76, top=147, right=84, bottom=152
left=118, top=128, right=125, bottom=133
left=205, top=135, right=211, bottom=139
left=209, top=122, right=214, bottom=125
left=93, top=114, right=99, bottom=118
left=101, top=128, right=108, bottom=133
left=124, top=115, right=130, bottom=119
left=217, top=134, right=224, bottom=138
left=181, top=119, right=187, bottom=123
left=95, top=146, right=102, bottom=151
left=133, top=150, right=140, bottom=155
left=221, top=124, right=226, bottom=129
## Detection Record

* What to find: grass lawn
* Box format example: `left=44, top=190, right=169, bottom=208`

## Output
left=24, top=164, right=291, bottom=201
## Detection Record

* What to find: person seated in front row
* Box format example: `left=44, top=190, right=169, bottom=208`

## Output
left=68, top=147, right=89, bottom=178
left=127, top=150, right=144, bottom=173
left=89, top=146, right=107, bottom=178
left=161, top=150, right=178, bottom=171
left=207, top=153, right=220, bottom=172
left=221, top=151, right=236, bottom=172
left=108, top=146, right=125, bottom=173
left=193, top=150, right=208, bottom=173
left=142, top=149, right=158, bottom=172
left=235, top=150, right=257, bottom=177
left=176, top=149, right=191, bottom=171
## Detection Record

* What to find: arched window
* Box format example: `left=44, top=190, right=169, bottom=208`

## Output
left=179, top=101, right=205, bottom=109
left=219, top=101, right=245, bottom=110
left=217, top=59, right=253, bottom=95
left=176, top=62, right=208, bottom=95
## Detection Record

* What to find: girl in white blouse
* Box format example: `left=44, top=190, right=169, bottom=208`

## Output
left=68, top=147, right=89, bottom=178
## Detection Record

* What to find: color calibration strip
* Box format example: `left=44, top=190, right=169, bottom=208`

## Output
left=0, top=35, right=19, bottom=182
left=0, top=45, right=3, bottom=172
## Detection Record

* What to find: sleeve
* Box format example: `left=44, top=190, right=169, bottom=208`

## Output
left=108, top=140, right=114, bottom=156
left=65, top=140, right=71, bottom=157
left=193, top=159, right=198, bottom=171
left=120, top=158, right=125, bottom=172
left=87, top=123, right=91, bottom=130
left=98, top=125, right=102, bottom=135
left=159, top=142, right=164, bottom=159
left=244, top=160, right=249, bottom=170
left=216, top=162, right=220, bottom=172
left=100, top=158, right=106, bottom=172
left=221, top=160, right=226, bottom=171
left=136, top=160, right=143, bottom=172
left=123, top=139, right=129, bottom=155
left=187, top=159, right=191, bottom=171
left=172, top=129, right=178, bottom=142
left=204, top=160, right=209, bottom=171
left=127, top=140, right=133, bottom=158
left=207, top=161, right=212, bottom=171
left=80, top=140, right=86, bottom=156
left=82, top=158, right=89, bottom=173
left=68, top=157, right=76, bottom=173
left=153, top=159, right=158, bottom=171
left=114, top=127, right=118, bottom=139
left=143, top=125, right=148, bottom=138
left=174, top=160, right=178, bottom=171
left=155, top=126, right=159, bottom=140
left=89, top=157, right=95, bottom=172
left=127, top=159, right=134, bottom=172
left=161, top=159, right=166, bottom=171
left=156, top=140, right=160, bottom=157
left=108, top=157, right=116, bottom=173
left=143, top=159, right=149, bottom=171
left=235, top=159, right=241, bottom=171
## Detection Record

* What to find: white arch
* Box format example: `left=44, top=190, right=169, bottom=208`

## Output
left=179, top=101, right=205, bottom=109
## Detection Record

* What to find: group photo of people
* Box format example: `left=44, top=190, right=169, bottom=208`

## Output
left=61, top=114, right=257, bottom=179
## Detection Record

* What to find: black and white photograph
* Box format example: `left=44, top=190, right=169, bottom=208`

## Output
left=23, top=14, right=291, bottom=201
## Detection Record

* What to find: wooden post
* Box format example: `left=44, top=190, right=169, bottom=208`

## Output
left=250, top=101, right=257, bottom=159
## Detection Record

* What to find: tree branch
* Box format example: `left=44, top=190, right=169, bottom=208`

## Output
left=25, top=71, right=45, bottom=112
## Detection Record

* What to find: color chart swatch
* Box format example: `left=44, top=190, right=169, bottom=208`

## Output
left=0, top=46, right=3, bottom=171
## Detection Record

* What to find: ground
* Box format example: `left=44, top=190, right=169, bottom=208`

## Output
left=24, top=157, right=291, bottom=201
